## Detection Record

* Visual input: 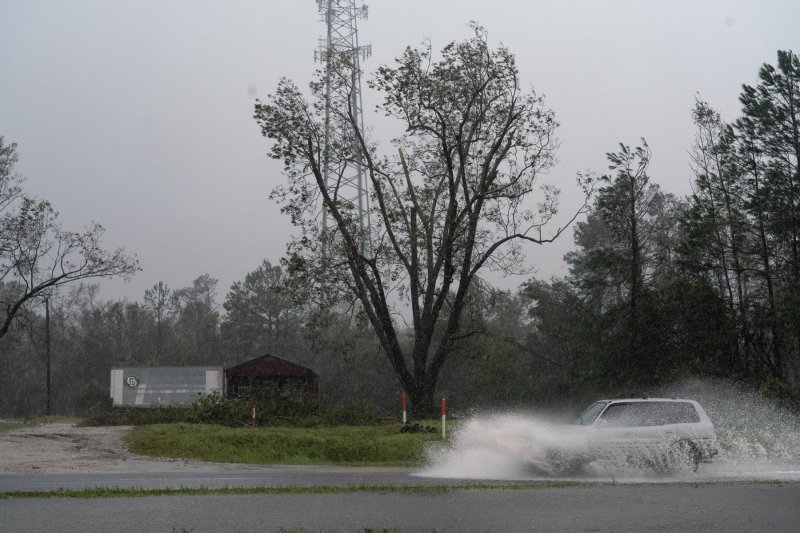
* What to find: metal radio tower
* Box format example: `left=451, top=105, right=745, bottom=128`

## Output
left=314, top=0, right=372, bottom=251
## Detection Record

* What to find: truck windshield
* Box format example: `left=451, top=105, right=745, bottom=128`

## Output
left=575, top=401, right=607, bottom=425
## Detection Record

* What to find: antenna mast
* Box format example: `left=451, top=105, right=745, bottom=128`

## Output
left=314, top=0, right=372, bottom=251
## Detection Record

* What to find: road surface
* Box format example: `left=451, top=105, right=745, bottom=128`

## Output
left=2, top=481, right=800, bottom=532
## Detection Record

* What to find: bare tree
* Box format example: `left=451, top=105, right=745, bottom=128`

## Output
left=0, top=138, right=139, bottom=341
left=255, top=26, right=593, bottom=414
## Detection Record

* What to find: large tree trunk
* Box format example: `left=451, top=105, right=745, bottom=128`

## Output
left=407, top=378, right=437, bottom=418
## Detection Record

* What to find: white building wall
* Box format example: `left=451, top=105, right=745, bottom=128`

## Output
left=110, top=369, right=124, bottom=405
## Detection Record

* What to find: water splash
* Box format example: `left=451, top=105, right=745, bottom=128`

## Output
left=418, top=379, right=800, bottom=482
left=420, top=413, right=568, bottom=480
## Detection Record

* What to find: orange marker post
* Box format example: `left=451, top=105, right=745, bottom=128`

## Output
left=401, top=392, right=408, bottom=425
left=441, top=397, right=447, bottom=439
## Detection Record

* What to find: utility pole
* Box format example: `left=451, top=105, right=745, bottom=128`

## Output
left=45, top=297, right=51, bottom=416
left=314, top=0, right=372, bottom=252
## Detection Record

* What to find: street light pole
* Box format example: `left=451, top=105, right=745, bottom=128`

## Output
left=45, top=297, right=51, bottom=416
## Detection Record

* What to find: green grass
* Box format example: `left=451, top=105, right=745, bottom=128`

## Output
left=1, top=479, right=790, bottom=501
left=0, top=481, right=595, bottom=500
left=125, top=423, right=442, bottom=466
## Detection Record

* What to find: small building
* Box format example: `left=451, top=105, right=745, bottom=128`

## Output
left=225, top=354, right=319, bottom=398
left=110, top=366, right=223, bottom=406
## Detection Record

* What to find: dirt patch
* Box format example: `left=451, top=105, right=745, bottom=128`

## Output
left=0, top=423, right=195, bottom=474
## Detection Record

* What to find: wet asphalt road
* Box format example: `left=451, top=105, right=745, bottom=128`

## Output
left=2, top=481, right=800, bottom=532
left=2, top=463, right=800, bottom=532
left=2, top=455, right=800, bottom=492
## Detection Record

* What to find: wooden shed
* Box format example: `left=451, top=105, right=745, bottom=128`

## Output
left=224, top=354, right=319, bottom=398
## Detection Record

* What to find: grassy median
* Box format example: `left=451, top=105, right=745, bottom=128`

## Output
left=125, top=423, right=442, bottom=466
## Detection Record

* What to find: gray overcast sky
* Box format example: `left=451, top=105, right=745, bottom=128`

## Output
left=1, top=0, right=798, bottom=302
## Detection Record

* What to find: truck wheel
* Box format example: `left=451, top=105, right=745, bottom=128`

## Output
left=670, top=439, right=700, bottom=473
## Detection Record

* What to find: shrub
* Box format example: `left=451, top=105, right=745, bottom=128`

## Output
left=399, top=422, right=437, bottom=434
left=81, top=405, right=192, bottom=426
left=188, top=391, right=249, bottom=426
left=82, top=388, right=394, bottom=427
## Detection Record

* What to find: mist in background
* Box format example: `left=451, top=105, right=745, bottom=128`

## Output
left=2, top=0, right=798, bottom=301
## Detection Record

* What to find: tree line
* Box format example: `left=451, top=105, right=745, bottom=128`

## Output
left=0, top=257, right=586, bottom=417
left=526, top=51, right=800, bottom=402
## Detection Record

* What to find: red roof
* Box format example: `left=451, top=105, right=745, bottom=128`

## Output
left=225, top=354, right=317, bottom=378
